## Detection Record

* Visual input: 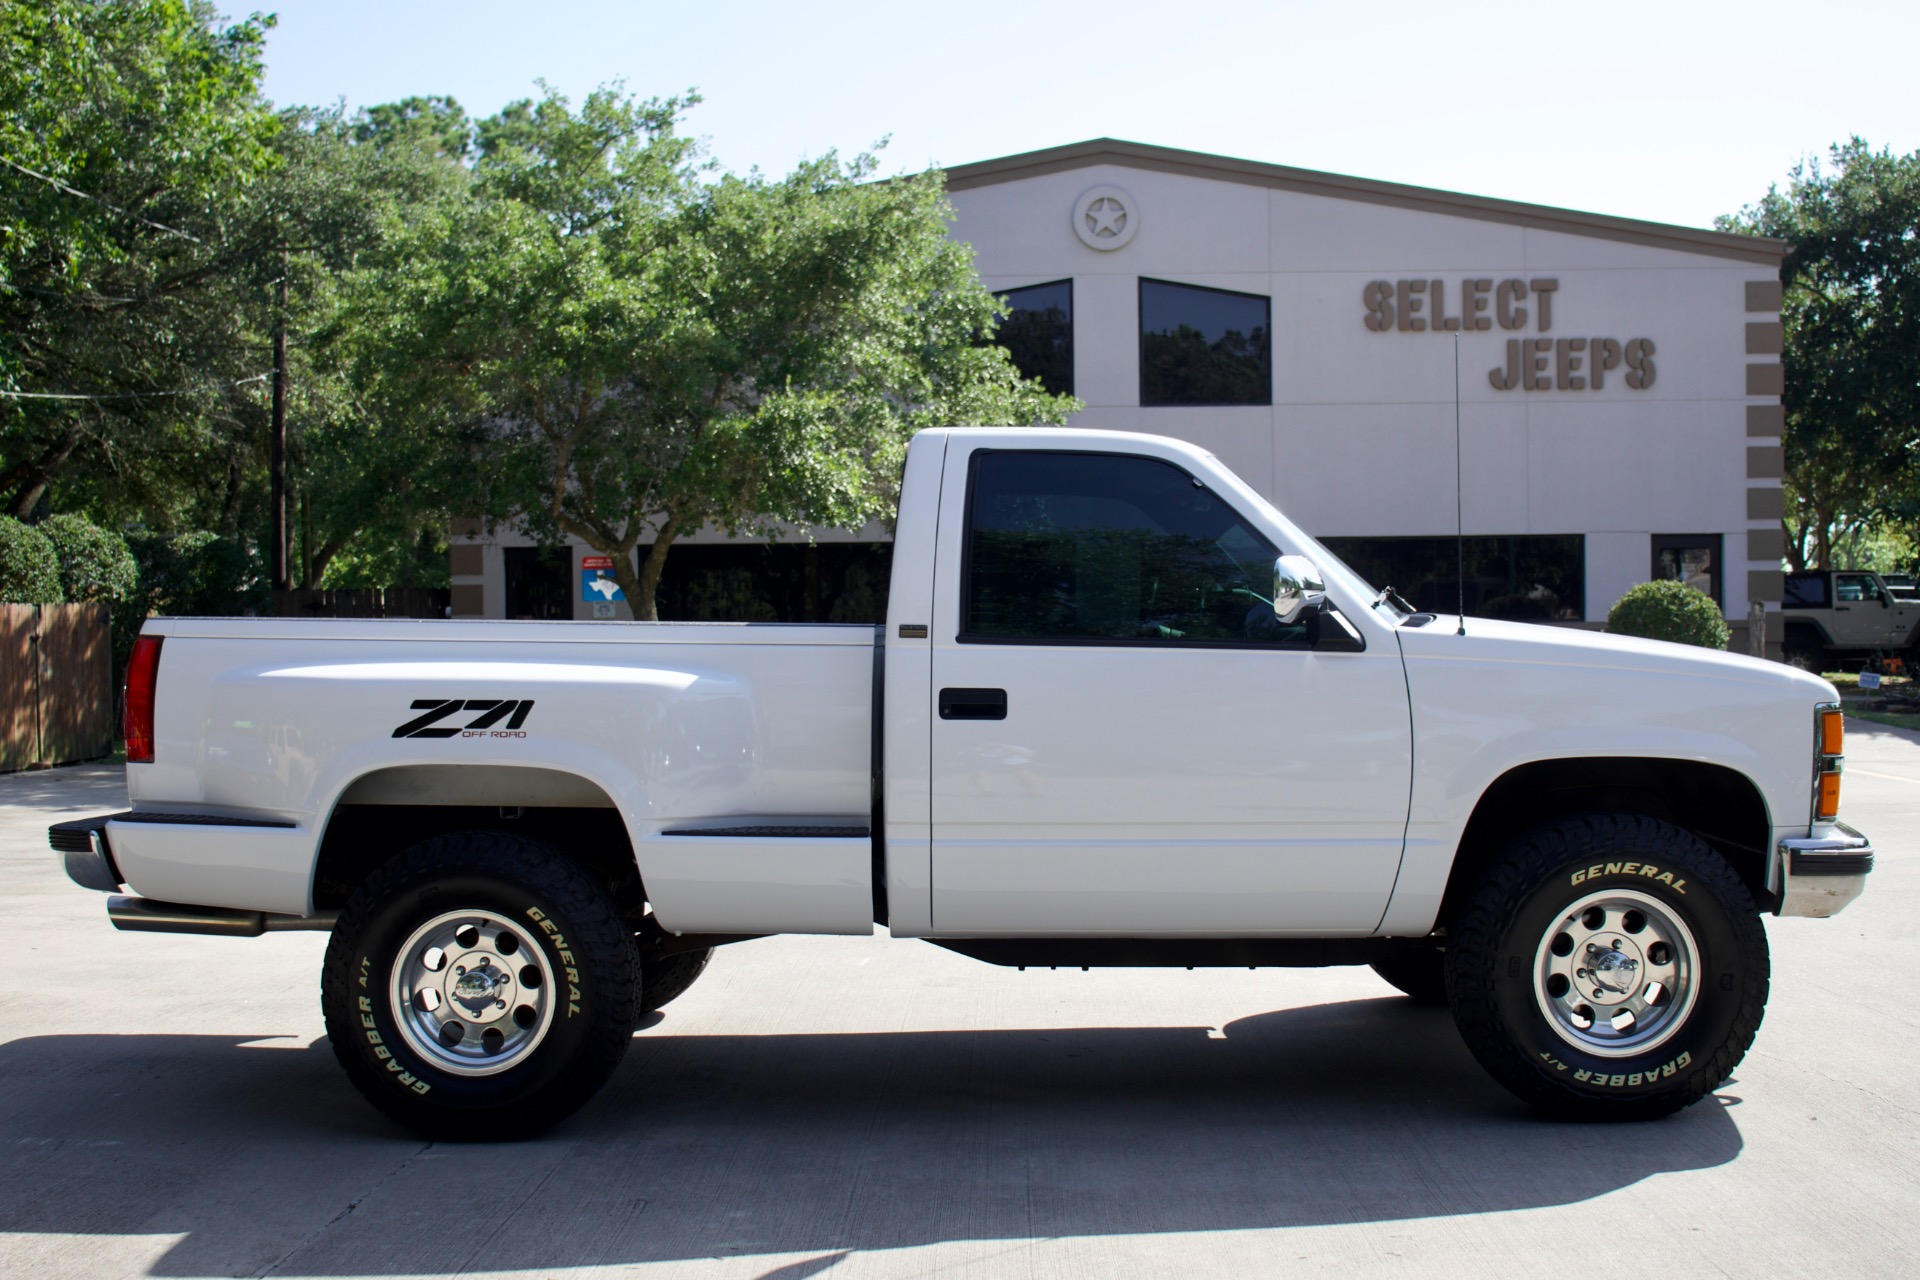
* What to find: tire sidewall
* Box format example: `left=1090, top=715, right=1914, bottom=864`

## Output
left=329, top=869, right=603, bottom=1119
left=1484, top=849, right=1758, bottom=1101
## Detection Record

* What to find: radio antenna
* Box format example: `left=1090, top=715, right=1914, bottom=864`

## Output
left=1455, top=334, right=1466, bottom=636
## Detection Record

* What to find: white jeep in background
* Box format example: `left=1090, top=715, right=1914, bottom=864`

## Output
left=1781, top=568, right=1920, bottom=671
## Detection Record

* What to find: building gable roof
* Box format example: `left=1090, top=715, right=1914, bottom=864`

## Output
left=944, top=139, right=1786, bottom=266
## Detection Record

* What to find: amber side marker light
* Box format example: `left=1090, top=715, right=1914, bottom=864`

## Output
left=124, top=634, right=164, bottom=764
left=1815, top=706, right=1844, bottom=821
left=1820, top=708, right=1845, bottom=757
left=1817, top=772, right=1843, bottom=819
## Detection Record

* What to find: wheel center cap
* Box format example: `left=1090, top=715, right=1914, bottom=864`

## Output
left=1586, top=945, right=1640, bottom=995
left=448, top=955, right=514, bottom=1021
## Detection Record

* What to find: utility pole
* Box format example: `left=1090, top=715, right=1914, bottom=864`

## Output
left=270, top=251, right=288, bottom=591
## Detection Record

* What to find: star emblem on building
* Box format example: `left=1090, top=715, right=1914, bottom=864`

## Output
left=1085, top=197, right=1127, bottom=237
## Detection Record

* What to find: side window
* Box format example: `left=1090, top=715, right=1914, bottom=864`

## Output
left=1783, top=573, right=1829, bottom=608
left=962, top=450, right=1297, bottom=645
left=1836, top=574, right=1879, bottom=603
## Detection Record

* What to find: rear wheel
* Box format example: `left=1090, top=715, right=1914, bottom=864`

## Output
left=640, top=942, right=712, bottom=1014
left=321, top=830, right=640, bottom=1139
left=1446, top=812, right=1768, bottom=1120
left=1782, top=631, right=1824, bottom=672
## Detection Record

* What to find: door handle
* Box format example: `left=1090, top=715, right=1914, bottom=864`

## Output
left=940, top=687, right=1007, bottom=720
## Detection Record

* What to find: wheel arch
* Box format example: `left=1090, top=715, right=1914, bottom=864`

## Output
left=1782, top=618, right=1833, bottom=650
left=1437, top=756, right=1775, bottom=928
left=312, top=764, right=645, bottom=915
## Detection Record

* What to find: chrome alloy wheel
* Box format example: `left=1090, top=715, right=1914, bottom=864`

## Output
left=1533, top=888, right=1699, bottom=1059
left=389, top=911, right=556, bottom=1076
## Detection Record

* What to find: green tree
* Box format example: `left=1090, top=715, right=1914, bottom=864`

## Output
left=0, top=0, right=281, bottom=521
left=1721, top=139, right=1920, bottom=569
left=343, top=87, right=1076, bottom=618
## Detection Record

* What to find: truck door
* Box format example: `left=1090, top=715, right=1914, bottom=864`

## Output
left=927, top=445, right=1412, bottom=936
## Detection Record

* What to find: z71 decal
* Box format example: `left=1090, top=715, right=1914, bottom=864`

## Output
left=392, top=698, right=535, bottom=739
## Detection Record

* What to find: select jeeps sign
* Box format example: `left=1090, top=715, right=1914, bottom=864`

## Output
left=1362, top=276, right=1656, bottom=392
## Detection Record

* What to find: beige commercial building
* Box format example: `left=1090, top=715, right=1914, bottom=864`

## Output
left=453, top=139, right=1787, bottom=652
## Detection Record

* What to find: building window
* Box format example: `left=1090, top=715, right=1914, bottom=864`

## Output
left=1320, top=535, right=1586, bottom=621
left=502, top=546, right=572, bottom=620
left=1139, top=278, right=1271, bottom=407
left=993, top=280, right=1073, bottom=396
left=962, top=450, right=1300, bottom=646
left=642, top=542, right=893, bottom=622
left=1651, top=534, right=1722, bottom=607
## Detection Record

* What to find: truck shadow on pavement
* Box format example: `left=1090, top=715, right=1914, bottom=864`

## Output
left=0, top=997, right=1744, bottom=1275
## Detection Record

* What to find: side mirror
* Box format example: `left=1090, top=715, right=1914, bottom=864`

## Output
left=1272, top=555, right=1327, bottom=625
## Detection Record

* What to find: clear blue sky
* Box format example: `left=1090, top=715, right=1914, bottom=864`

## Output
left=253, top=0, right=1918, bottom=231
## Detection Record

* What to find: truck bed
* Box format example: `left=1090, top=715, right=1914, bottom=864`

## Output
left=122, top=617, right=880, bottom=931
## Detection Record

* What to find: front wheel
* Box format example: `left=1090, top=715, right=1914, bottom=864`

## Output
left=1446, top=813, right=1768, bottom=1121
left=321, top=831, right=640, bottom=1139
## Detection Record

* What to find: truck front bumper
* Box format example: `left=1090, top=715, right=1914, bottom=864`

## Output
left=1776, top=821, right=1874, bottom=917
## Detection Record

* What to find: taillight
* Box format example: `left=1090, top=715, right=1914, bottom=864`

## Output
left=124, top=634, right=163, bottom=764
left=1813, top=702, right=1843, bottom=822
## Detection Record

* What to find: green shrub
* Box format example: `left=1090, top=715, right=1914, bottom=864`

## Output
left=0, top=518, right=64, bottom=603
left=1605, top=579, right=1730, bottom=649
left=39, top=514, right=137, bottom=604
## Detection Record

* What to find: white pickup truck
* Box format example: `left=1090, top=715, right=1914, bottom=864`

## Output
left=50, top=427, right=1873, bottom=1138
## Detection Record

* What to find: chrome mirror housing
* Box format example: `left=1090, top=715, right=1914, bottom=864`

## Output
left=1273, top=555, right=1327, bottom=625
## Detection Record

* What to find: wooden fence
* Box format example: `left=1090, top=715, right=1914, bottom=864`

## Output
left=273, top=587, right=451, bottom=619
left=0, top=603, right=114, bottom=773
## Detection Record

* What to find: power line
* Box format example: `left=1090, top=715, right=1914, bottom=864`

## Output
left=0, top=154, right=201, bottom=244
left=0, top=373, right=269, bottom=401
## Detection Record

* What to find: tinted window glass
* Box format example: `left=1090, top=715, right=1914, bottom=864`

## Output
left=994, top=280, right=1073, bottom=396
left=1783, top=573, right=1829, bottom=608
left=1139, top=279, right=1271, bottom=406
left=1836, top=573, right=1881, bottom=603
left=1320, top=534, right=1585, bottom=621
left=964, top=451, right=1293, bottom=644
left=1652, top=534, right=1722, bottom=607
left=502, top=547, right=571, bottom=620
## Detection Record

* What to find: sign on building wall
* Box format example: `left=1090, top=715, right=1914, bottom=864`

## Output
left=1361, top=278, right=1657, bottom=391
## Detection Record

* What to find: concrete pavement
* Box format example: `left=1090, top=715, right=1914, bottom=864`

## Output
left=1, top=732, right=1916, bottom=1279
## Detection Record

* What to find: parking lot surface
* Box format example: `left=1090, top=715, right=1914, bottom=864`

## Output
left=2, top=727, right=1916, bottom=1279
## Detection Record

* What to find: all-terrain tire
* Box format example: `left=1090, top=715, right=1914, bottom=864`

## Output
left=1370, top=946, right=1448, bottom=1006
left=640, top=945, right=712, bottom=1015
left=321, top=830, right=641, bottom=1140
left=1446, top=812, right=1768, bottom=1121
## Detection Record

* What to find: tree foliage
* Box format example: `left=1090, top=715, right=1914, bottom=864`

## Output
left=1721, top=139, right=1920, bottom=570
left=4, top=15, right=1070, bottom=618
left=1605, top=579, right=1730, bottom=650
left=343, top=88, right=1077, bottom=617
left=0, top=0, right=280, bottom=522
